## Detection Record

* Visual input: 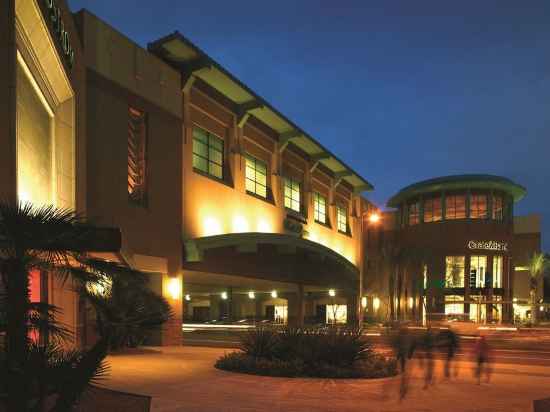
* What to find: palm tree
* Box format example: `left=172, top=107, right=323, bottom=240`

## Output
left=528, top=252, right=549, bottom=325
left=0, top=202, right=113, bottom=411
left=80, top=258, right=172, bottom=351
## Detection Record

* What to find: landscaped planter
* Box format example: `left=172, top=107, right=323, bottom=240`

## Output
left=215, top=327, right=398, bottom=379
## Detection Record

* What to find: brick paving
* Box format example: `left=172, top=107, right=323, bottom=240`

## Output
left=103, top=346, right=550, bottom=412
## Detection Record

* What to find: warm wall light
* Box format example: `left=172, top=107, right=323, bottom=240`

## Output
left=257, top=219, right=272, bottom=233
left=271, top=290, right=278, bottom=298
left=361, top=296, right=367, bottom=308
left=408, top=297, right=414, bottom=309
left=203, top=217, right=222, bottom=236
left=167, top=277, right=181, bottom=300
left=248, top=291, right=255, bottom=299
left=232, top=215, right=249, bottom=233
left=373, top=297, right=380, bottom=311
left=328, top=289, right=336, bottom=297
left=185, top=294, right=191, bottom=301
left=221, top=291, right=228, bottom=300
left=368, top=213, right=381, bottom=224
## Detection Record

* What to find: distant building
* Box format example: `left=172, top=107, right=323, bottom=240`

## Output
left=363, top=175, right=542, bottom=324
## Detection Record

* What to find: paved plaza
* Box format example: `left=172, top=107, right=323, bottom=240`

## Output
left=103, top=346, right=550, bottom=412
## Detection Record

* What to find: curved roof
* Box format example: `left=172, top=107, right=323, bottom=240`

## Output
left=148, top=32, right=373, bottom=194
left=387, top=174, right=526, bottom=208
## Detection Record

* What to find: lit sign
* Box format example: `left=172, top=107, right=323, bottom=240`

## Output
left=45, top=0, right=75, bottom=69
left=467, top=240, right=508, bottom=252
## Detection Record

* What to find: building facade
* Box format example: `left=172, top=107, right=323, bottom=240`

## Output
left=1, top=2, right=545, bottom=350
left=363, top=175, right=542, bottom=324
left=1, top=0, right=90, bottom=345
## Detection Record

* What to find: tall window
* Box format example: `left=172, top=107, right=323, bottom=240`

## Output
left=192, top=127, right=223, bottom=179
left=245, top=154, right=267, bottom=198
left=470, top=255, right=487, bottom=288
left=313, top=192, right=327, bottom=224
left=445, top=295, right=464, bottom=318
left=128, top=107, right=147, bottom=204
left=408, top=201, right=420, bottom=225
left=445, top=256, right=465, bottom=288
left=493, top=255, right=503, bottom=288
left=423, top=197, right=442, bottom=223
left=283, top=177, right=301, bottom=213
left=445, top=194, right=466, bottom=219
left=470, top=194, right=488, bottom=219
left=337, top=205, right=348, bottom=233
left=492, top=195, right=504, bottom=221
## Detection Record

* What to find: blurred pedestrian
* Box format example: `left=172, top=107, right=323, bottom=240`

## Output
left=390, top=326, right=416, bottom=400
left=474, top=335, right=492, bottom=384
left=421, top=327, right=435, bottom=389
left=438, top=327, right=460, bottom=379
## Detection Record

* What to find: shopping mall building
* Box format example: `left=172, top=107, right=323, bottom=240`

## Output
left=363, top=175, right=543, bottom=324
left=0, top=0, right=544, bottom=347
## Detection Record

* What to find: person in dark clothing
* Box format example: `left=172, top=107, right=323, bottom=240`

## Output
left=474, top=335, right=492, bottom=384
left=438, top=327, right=460, bottom=379
left=390, top=326, right=416, bottom=400
left=421, top=327, right=435, bottom=389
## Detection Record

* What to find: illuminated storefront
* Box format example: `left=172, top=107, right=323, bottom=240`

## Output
left=364, top=175, right=542, bottom=324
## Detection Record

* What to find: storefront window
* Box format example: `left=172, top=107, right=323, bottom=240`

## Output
left=493, top=255, right=503, bottom=288
left=470, top=194, right=488, bottom=219
left=470, top=255, right=487, bottom=288
left=445, top=194, right=466, bottom=220
left=313, top=192, right=327, bottom=224
left=491, top=296, right=502, bottom=322
left=423, top=196, right=442, bottom=223
left=326, top=304, right=347, bottom=324
left=445, top=256, right=465, bottom=288
left=408, top=201, right=420, bottom=225
left=469, top=295, right=487, bottom=323
left=492, top=195, right=504, bottom=221
left=283, top=177, right=301, bottom=213
left=245, top=154, right=267, bottom=198
left=192, top=127, right=224, bottom=179
left=445, top=295, right=464, bottom=318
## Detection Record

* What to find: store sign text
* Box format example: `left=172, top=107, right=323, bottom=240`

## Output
left=467, top=240, right=508, bottom=252
left=45, top=0, right=75, bottom=69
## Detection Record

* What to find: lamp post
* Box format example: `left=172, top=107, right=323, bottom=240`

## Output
left=359, top=209, right=382, bottom=326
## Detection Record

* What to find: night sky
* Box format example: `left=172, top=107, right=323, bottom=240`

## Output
left=68, top=0, right=550, bottom=250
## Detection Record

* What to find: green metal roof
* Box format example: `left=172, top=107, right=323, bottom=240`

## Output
left=387, top=174, right=527, bottom=208
left=148, top=32, right=373, bottom=194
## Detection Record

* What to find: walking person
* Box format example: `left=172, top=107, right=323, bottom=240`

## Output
left=421, top=327, right=435, bottom=389
left=474, top=334, right=492, bottom=384
left=390, top=326, right=416, bottom=400
left=438, top=327, right=459, bottom=379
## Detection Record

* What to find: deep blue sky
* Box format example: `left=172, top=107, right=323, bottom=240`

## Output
left=69, top=0, right=550, bottom=250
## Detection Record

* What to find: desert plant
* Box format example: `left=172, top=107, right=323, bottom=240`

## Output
left=0, top=202, right=112, bottom=411
left=239, top=327, right=279, bottom=360
left=80, top=259, right=173, bottom=351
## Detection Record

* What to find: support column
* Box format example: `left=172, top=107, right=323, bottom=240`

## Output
left=346, top=293, right=358, bottom=325
left=286, top=285, right=304, bottom=327
left=159, top=273, right=183, bottom=346
left=210, top=294, right=222, bottom=321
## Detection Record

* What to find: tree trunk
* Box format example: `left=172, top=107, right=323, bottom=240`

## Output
left=5, top=257, right=30, bottom=412
left=530, top=289, right=537, bottom=325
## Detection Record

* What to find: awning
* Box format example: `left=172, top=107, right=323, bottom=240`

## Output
left=183, top=232, right=358, bottom=290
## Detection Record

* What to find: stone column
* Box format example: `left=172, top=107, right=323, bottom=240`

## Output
left=286, top=285, right=305, bottom=327
left=157, top=273, right=183, bottom=346
left=210, top=294, right=222, bottom=321
left=346, top=293, right=358, bottom=325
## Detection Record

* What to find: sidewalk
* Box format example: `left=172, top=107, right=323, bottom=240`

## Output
left=103, top=346, right=550, bottom=412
